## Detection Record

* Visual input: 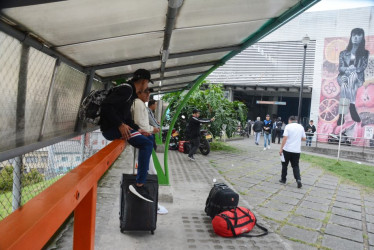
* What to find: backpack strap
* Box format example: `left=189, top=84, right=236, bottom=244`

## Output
left=235, top=207, right=268, bottom=238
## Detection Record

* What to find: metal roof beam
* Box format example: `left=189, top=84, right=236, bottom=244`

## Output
left=160, top=0, right=184, bottom=79
left=103, top=61, right=218, bottom=82
left=90, top=45, right=238, bottom=71
left=152, top=81, right=192, bottom=91
left=152, top=71, right=206, bottom=82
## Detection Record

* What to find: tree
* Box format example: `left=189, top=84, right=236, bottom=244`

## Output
left=162, top=83, right=248, bottom=139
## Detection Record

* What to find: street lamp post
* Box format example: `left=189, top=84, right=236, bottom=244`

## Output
left=297, top=35, right=310, bottom=124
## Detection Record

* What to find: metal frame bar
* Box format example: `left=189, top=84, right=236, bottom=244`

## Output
left=152, top=81, right=191, bottom=91
left=75, top=69, right=96, bottom=133
left=38, top=59, right=60, bottom=141
left=0, top=126, right=98, bottom=162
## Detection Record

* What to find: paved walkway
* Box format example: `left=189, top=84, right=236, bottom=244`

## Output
left=52, top=138, right=374, bottom=250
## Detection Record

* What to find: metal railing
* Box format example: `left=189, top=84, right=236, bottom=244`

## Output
left=0, top=138, right=124, bottom=250
left=0, top=130, right=109, bottom=221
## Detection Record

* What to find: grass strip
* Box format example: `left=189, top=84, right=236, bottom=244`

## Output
left=301, top=154, right=374, bottom=190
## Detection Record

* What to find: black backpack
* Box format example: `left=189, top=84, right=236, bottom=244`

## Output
left=78, top=83, right=132, bottom=125
left=276, top=121, right=282, bottom=131
left=205, top=183, right=239, bottom=218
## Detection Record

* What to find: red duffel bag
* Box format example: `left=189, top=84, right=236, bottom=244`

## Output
left=212, top=206, right=268, bottom=237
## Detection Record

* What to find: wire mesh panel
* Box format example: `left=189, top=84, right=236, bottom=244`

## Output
left=0, top=31, right=22, bottom=152
left=0, top=130, right=109, bottom=220
left=42, top=63, right=86, bottom=139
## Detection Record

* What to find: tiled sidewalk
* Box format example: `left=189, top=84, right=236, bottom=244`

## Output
left=52, top=138, right=374, bottom=250
left=217, top=138, right=374, bottom=250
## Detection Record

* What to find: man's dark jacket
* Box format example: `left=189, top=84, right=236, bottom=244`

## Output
left=253, top=120, right=263, bottom=133
left=99, top=82, right=139, bottom=132
left=305, top=124, right=316, bottom=137
left=188, top=116, right=211, bottom=139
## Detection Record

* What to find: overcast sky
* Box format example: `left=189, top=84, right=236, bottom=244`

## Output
left=307, top=0, right=374, bottom=12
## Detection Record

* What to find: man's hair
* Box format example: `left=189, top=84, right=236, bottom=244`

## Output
left=256, top=117, right=261, bottom=121
left=310, top=120, right=313, bottom=123
left=289, top=116, right=297, bottom=121
left=148, top=99, right=156, bottom=107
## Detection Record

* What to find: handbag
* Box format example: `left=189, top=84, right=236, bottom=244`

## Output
left=212, top=207, right=268, bottom=237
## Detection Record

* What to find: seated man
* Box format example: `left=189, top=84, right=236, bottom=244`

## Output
left=131, top=89, right=168, bottom=214
left=100, top=69, right=154, bottom=202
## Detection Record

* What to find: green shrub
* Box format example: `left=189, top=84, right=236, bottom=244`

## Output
left=0, top=166, right=44, bottom=191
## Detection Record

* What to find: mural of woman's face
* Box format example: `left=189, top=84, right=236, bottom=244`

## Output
left=351, top=32, right=363, bottom=45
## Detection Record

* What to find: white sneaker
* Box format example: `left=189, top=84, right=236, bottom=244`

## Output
left=267, top=146, right=271, bottom=149
left=157, top=204, right=168, bottom=215
left=129, top=185, right=153, bottom=203
left=263, top=147, right=267, bottom=151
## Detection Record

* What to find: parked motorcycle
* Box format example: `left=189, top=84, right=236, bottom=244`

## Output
left=199, top=130, right=212, bottom=155
left=162, top=127, right=180, bottom=150
left=327, top=132, right=353, bottom=146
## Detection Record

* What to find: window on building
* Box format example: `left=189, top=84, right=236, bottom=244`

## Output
left=61, top=156, right=68, bottom=162
left=76, top=156, right=81, bottom=162
left=41, top=156, right=48, bottom=162
left=26, top=156, right=38, bottom=163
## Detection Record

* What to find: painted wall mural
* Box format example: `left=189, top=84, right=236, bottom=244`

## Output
left=318, top=28, right=374, bottom=145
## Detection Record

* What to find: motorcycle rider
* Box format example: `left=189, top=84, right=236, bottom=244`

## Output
left=187, top=109, right=215, bottom=161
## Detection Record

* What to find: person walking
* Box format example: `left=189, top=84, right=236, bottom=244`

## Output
left=187, top=109, right=215, bottom=161
left=253, top=117, right=263, bottom=145
left=275, top=117, right=283, bottom=144
left=100, top=68, right=155, bottom=202
left=279, top=116, right=306, bottom=188
left=305, top=120, right=316, bottom=147
left=263, top=114, right=272, bottom=150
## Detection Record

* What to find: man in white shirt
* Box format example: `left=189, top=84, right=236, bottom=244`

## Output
left=279, top=116, right=306, bottom=188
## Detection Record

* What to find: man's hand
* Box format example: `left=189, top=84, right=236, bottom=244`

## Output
left=153, top=127, right=160, bottom=134
left=118, top=123, right=132, bottom=140
left=139, top=129, right=151, bottom=137
left=211, top=117, right=215, bottom=122
left=279, top=148, right=283, bottom=156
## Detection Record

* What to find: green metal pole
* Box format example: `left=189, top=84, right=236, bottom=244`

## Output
left=162, top=65, right=220, bottom=184
left=156, top=90, right=182, bottom=145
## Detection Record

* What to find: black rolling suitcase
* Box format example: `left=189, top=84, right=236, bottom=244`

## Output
left=119, top=149, right=158, bottom=234
left=205, top=183, right=239, bottom=218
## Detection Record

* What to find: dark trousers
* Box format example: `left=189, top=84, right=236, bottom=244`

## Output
left=271, top=130, right=276, bottom=143
left=188, top=137, right=200, bottom=158
left=281, top=150, right=301, bottom=181
left=275, top=130, right=282, bottom=143
left=102, top=128, right=153, bottom=184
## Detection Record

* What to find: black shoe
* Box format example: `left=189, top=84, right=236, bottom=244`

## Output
left=349, top=103, right=361, bottom=122
left=279, top=179, right=286, bottom=184
left=297, top=180, right=302, bottom=188
left=129, top=184, right=154, bottom=202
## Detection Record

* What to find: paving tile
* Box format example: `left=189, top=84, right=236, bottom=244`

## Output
left=329, top=214, right=362, bottom=230
left=257, top=207, right=289, bottom=221
left=333, top=201, right=362, bottom=212
left=368, top=214, right=374, bottom=224
left=322, top=235, right=364, bottom=250
left=370, top=233, right=374, bottom=246
left=325, top=224, right=363, bottom=243
left=280, top=225, right=318, bottom=244
left=309, top=191, right=334, bottom=199
left=305, top=195, right=332, bottom=205
left=331, top=207, right=362, bottom=220
left=271, top=194, right=300, bottom=206
left=285, top=240, right=318, bottom=250
left=288, top=215, right=323, bottom=230
left=263, top=200, right=295, bottom=212
left=366, top=200, right=374, bottom=208
left=336, top=191, right=362, bottom=200
left=278, top=191, right=304, bottom=199
left=368, top=223, right=374, bottom=234
left=295, top=207, right=326, bottom=221
left=300, top=200, right=329, bottom=212
left=335, top=195, right=363, bottom=206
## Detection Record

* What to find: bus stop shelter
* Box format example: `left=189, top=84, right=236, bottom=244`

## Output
left=0, top=0, right=319, bottom=249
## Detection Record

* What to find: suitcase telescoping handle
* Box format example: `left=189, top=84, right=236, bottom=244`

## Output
left=132, top=146, right=137, bottom=175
